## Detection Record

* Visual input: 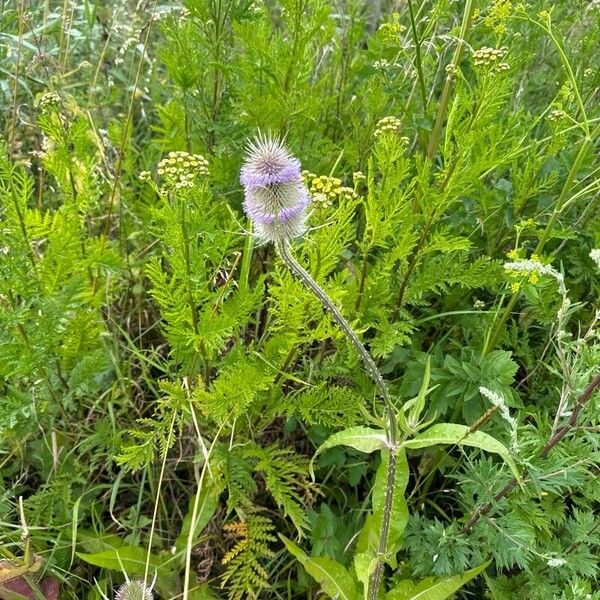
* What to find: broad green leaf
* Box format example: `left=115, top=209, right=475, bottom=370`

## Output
left=174, top=479, right=219, bottom=554
left=311, top=427, right=388, bottom=477
left=77, top=529, right=125, bottom=554
left=353, top=550, right=379, bottom=591
left=76, top=546, right=178, bottom=596
left=402, top=424, right=520, bottom=480
left=372, top=449, right=409, bottom=550
left=280, top=535, right=360, bottom=600
left=385, top=561, right=491, bottom=599
left=354, top=449, right=409, bottom=588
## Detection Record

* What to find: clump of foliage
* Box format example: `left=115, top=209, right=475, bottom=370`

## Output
left=0, top=1, right=599, bottom=599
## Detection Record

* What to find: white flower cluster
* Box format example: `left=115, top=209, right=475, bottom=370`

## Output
left=445, top=63, right=459, bottom=76
left=547, top=109, right=567, bottom=122
left=589, top=248, right=600, bottom=269
left=504, top=259, right=566, bottom=296
left=373, top=59, right=390, bottom=70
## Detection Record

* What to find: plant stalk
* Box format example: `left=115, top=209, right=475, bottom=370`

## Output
left=483, top=133, right=594, bottom=354
left=276, top=239, right=398, bottom=596
left=407, top=0, right=427, bottom=116
left=426, top=0, right=475, bottom=160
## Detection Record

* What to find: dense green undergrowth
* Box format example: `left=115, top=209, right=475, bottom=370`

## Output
left=0, top=1, right=599, bottom=599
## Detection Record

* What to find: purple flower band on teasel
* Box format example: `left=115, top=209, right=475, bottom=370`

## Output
left=240, top=162, right=302, bottom=188
left=243, top=192, right=310, bottom=224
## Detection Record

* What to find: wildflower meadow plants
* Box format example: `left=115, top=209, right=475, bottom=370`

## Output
left=0, top=1, right=599, bottom=600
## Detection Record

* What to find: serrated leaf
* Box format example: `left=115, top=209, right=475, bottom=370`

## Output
left=280, top=535, right=360, bottom=600
left=403, top=424, right=520, bottom=480
left=385, top=560, right=491, bottom=599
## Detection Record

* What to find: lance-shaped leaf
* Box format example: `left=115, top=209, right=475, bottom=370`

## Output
left=311, top=427, right=388, bottom=478
left=402, top=423, right=520, bottom=480
left=385, top=560, right=491, bottom=599
left=354, top=449, right=410, bottom=588
left=280, top=535, right=360, bottom=600
left=76, top=546, right=178, bottom=596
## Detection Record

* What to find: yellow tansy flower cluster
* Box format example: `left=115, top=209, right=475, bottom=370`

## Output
left=303, top=171, right=358, bottom=209
left=374, top=117, right=409, bottom=143
left=151, top=151, right=209, bottom=190
left=472, top=46, right=509, bottom=72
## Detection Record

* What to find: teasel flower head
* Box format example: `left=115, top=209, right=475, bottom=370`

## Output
left=115, top=580, right=154, bottom=600
left=240, top=133, right=310, bottom=243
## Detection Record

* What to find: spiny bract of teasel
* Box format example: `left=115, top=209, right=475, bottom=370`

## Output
left=114, top=580, right=154, bottom=600
left=240, top=133, right=310, bottom=243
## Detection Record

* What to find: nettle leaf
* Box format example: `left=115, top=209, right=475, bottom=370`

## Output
left=280, top=536, right=360, bottom=600
left=482, top=350, right=518, bottom=386
left=403, top=424, right=520, bottom=480
left=385, top=561, right=490, bottom=599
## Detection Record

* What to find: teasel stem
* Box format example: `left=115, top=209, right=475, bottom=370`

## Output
left=276, top=239, right=398, bottom=597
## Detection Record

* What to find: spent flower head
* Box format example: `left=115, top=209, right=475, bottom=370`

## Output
left=547, top=109, right=567, bottom=123
left=37, top=92, right=62, bottom=113
left=240, top=133, right=310, bottom=243
left=115, top=580, right=154, bottom=600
